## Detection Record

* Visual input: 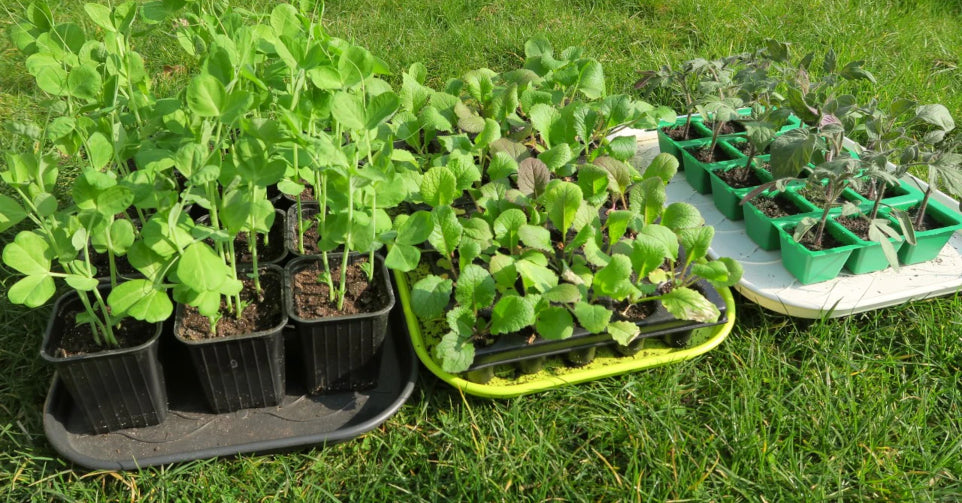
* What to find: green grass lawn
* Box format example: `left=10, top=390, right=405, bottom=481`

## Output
left=3, top=0, right=962, bottom=500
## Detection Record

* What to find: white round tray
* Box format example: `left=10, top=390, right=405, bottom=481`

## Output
left=616, top=128, right=962, bottom=319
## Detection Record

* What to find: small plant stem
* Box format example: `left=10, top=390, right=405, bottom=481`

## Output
left=107, top=249, right=118, bottom=290
left=915, top=188, right=933, bottom=228
left=814, top=198, right=833, bottom=247
left=89, top=287, right=117, bottom=347
left=226, top=239, right=242, bottom=317
left=248, top=187, right=261, bottom=293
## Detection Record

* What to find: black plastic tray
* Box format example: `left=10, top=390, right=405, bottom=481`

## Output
left=43, top=307, right=418, bottom=471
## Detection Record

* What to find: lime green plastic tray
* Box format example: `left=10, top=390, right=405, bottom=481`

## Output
left=394, top=271, right=736, bottom=398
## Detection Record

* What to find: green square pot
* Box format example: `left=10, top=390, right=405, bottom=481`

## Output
left=898, top=199, right=962, bottom=265
left=777, top=219, right=858, bottom=284
left=708, top=161, right=767, bottom=221
left=834, top=214, right=905, bottom=274
left=680, top=140, right=743, bottom=194
left=657, top=116, right=703, bottom=161
left=743, top=190, right=813, bottom=251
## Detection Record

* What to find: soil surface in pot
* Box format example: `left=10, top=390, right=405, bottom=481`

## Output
left=664, top=125, right=701, bottom=142
left=55, top=311, right=154, bottom=357
left=754, top=194, right=803, bottom=219
left=291, top=257, right=392, bottom=318
left=230, top=224, right=284, bottom=264
left=853, top=182, right=908, bottom=200
left=730, top=141, right=768, bottom=156
left=687, top=144, right=734, bottom=163
left=611, top=299, right=656, bottom=322
left=178, top=272, right=284, bottom=340
left=702, top=121, right=745, bottom=135
left=793, top=226, right=844, bottom=251
left=836, top=216, right=874, bottom=240
left=908, top=206, right=943, bottom=232
left=291, top=212, right=322, bottom=255
left=89, top=252, right=139, bottom=278
left=717, top=166, right=763, bottom=189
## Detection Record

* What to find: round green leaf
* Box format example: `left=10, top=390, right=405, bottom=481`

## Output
left=2, top=231, right=52, bottom=275
left=187, top=74, right=226, bottom=117
left=67, top=64, right=102, bottom=100
left=455, top=264, right=496, bottom=311
left=411, top=274, right=453, bottom=320
left=490, top=295, right=535, bottom=335
left=108, top=279, right=173, bottom=323
left=536, top=306, right=574, bottom=340
left=421, top=167, right=458, bottom=208
left=8, top=274, right=56, bottom=307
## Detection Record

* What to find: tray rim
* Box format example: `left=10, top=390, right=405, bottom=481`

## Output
left=394, top=269, right=735, bottom=399
left=42, top=321, right=419, bottom=471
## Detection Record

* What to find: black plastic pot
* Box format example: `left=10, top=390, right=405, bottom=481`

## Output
left=197, top=208, right=288, bottom=266
left=462, top=280, right=729, bottom=382
left=285, top=202, right=319, bottom=259
left=285, top=253, right=395, bottom=394
left=173, top=265, right=288, bottom=413
left=40, top=287, right=167, bottom=434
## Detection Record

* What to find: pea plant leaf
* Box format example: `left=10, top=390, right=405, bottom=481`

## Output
left=187, top=74, right=227, bottom=118
left=385, top=243, right=420, bottom=272
left=108, top=279, right=174, bottom=323
left=0, top=195, right=27, bottom=232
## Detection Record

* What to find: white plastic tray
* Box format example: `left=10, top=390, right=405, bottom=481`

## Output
left=616, top=128, right=962, bottom=318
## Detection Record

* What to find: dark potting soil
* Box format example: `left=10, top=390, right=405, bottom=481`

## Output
left=754, top=194, right=803, bottom=219
left=55, top=310, right=154, bottom=357
left=716, top=166, right=762, bottom=189
left=909, top=206, right=942, bottom=232
left=177, top=272, right=284, bottom=341
left=292, top=213, right=322, bottom=255
left=836, top=216, right=872, bottom=240
left=853, top=182, right=908, bottom=200
left=611, top=299, right=656, bottom=323
left=291, top=258, right=391, bottom=319
left=702, top=121, right=745, bottom=135
left=231, top=221, right=284, bottom=264
left=665, top=125, right=700, bottom=142
left=89, top=251, right=139, bottom=278
left=795, top=226, right=844, bottom=251
left=688, top=144, right=733, bottom=163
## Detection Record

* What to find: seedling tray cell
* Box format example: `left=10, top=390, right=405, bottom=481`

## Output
left=43, top=308, right=418, bottom=471
left=395, top=270, right=735, bottom=399
left=624, top=129, right=962, bottom=319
